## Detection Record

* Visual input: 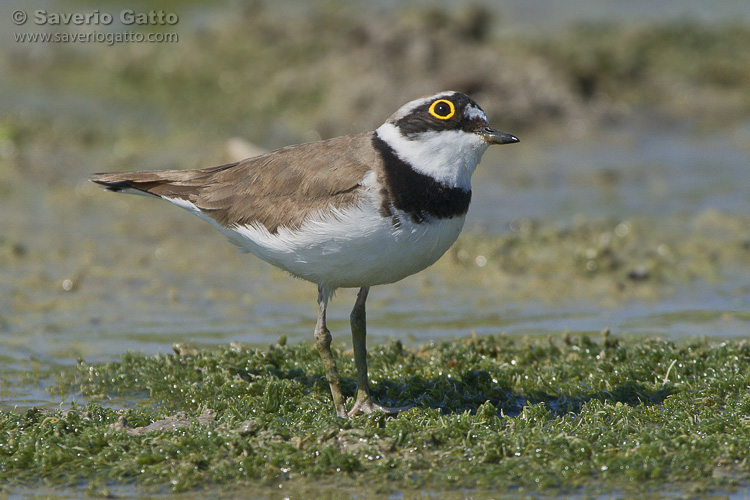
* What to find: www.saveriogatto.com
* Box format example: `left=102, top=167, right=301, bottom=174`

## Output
left=12, top=8, right=179, bottom=46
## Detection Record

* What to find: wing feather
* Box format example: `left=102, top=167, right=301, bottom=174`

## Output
left=92, top=132, right=379, bottom=233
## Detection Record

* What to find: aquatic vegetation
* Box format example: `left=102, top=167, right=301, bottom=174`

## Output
left=2, top=334, right=749, bottom=497
left=444, top=212, right=750, bottom=304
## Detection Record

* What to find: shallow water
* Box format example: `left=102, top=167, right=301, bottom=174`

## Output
left=2, top=117, right=749, bottom=411
left=474, top=118, right=750, bottom=227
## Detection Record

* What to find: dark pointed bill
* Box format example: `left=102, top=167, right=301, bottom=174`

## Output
left=478, top=127, right=519, bottom=145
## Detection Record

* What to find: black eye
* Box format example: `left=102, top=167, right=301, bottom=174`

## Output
left=428, top=99, right=456, bottom=120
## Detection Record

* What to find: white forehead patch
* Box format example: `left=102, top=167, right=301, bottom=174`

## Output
left=464, top=104, right=488, bottom=123
left=387, top=91, right=458, bottom=122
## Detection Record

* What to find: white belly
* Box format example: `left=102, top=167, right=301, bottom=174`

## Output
left=224, top=202, right=465, bottom=289
left=167, top=195, right=466, bottom=289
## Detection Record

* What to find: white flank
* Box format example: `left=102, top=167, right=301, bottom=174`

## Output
left=164, top=191, right=465, bottom=290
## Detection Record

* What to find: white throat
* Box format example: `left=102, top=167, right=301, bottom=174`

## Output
left=375, top=122, right=489, bottom=190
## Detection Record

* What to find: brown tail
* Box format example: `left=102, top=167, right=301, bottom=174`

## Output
left=91, top=163, right=238, bottom=200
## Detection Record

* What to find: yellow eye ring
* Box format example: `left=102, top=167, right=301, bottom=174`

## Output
left=428, top=99, right=455, bottom=120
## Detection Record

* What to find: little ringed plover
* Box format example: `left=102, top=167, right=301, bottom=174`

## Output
left=92, top=91, right=519, bottom=417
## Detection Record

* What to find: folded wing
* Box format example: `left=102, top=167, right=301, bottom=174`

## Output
left=92, top=133, right=377, bottom=233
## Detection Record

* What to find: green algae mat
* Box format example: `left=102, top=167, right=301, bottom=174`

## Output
left=2, top=334, right=749, bottom=498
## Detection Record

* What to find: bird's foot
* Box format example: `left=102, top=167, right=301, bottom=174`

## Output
left=348, top=398, right=414, bottom=418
